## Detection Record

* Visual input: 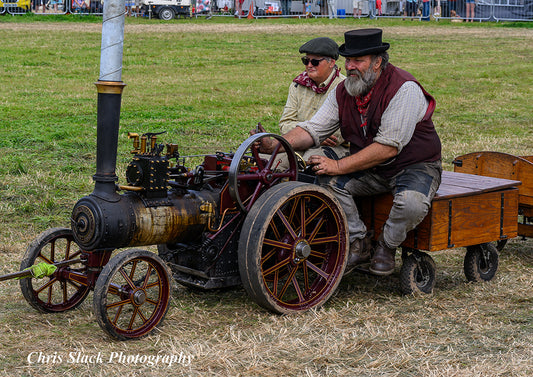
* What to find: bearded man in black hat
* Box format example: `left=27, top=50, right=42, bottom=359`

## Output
left=257, top=29, right=442, bottom=276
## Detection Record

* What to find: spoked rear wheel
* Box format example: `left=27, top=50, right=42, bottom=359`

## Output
left=93, top=249, right=171, bottom=340
left=20, top=228, right=90, bottom=312
left=239, top=182, right=348, bottom=314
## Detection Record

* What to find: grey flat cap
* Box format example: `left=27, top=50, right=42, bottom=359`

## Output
left=299, top=37, right=339, bottom=60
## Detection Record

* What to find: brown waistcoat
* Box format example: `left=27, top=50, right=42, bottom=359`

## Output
left=336, top=63, right=441, bottom=178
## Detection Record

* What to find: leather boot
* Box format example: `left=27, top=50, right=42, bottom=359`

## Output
left=369, top=235, right=396, bottom=276
left=345, top=236, right=372, bottom=274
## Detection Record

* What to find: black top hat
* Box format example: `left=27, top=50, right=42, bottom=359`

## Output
left=299, top=37, right=339, bottom=60
left=339, top=29, right=390, bottom=57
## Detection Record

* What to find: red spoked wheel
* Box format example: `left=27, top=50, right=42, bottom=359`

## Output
left=238, top=182, right=348, bottom=314
left=93, top=249, right=171, bottom=340
left=20, top=228, right=90, bottom=313
left=228, top=133, right=298, bottom=212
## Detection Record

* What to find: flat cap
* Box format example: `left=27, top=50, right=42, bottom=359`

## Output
left=299, top=37, right=339, bottom=60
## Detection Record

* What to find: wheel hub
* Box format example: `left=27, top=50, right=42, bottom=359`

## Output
left=132, top=289, right=147, bottom=306
left=295, top=240, right=311, bottom=260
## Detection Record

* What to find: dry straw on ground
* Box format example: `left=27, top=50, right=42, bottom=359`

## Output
left=0, top=21, right=532, bottom=377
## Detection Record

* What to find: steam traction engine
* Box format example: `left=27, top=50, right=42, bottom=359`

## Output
left=14, top=2, right=348, bottom=340
left=13, top=0, right=523, bottom=341
left=19, top=124, right=349, bottom=340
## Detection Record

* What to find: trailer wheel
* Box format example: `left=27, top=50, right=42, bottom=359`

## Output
left=464, top=243, right=498, bottom=282
left=93, top=249, right=171, bottom=340
left=399, top=251, right=436, bottom=295
left=158, top=7, right=175, bottom=20
left=228, top=133, right=298, bottom=212
left=20, top=228, right=91, bottom=313
left=238, top=182, right=348, bottom=314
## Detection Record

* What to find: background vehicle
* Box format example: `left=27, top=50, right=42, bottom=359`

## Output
left=140, top=0, right=191, bottom=20
left=0, top=0, right=31, bottom=15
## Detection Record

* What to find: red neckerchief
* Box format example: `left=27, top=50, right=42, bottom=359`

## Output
left=293, top=66, right=340, bottom=94
left=355, top=87, right=374, bottom=138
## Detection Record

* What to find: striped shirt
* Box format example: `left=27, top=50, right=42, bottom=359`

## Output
left=297, top=81, right=429, bottom=154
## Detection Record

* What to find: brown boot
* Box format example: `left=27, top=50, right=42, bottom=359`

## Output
left=369, top=236, right=396, bottom=276
left=345, top=236, right=372, bottom=274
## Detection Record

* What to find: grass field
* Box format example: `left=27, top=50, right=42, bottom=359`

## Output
left=0, top=15, right=532, bottom=376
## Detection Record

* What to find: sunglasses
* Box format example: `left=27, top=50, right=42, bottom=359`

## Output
left=301, top=57, right=326, bottom=66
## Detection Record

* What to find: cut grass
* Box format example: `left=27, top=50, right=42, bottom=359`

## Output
left=0, top=17, right=532, bottom=376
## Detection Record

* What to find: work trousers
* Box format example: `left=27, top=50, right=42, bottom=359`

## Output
left=317, top=160, right=442, bottom=248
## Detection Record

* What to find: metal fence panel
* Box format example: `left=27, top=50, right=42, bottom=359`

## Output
left=31, top=0, right=68, bottom=14
left=492, top=0, right=533, bottom=21
left=3, top=0, right=531, bottom=20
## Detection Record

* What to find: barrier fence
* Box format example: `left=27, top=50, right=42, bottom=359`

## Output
left=1, top=0, right=531, bottom=21
left=0, top=0, right=102, bottom=14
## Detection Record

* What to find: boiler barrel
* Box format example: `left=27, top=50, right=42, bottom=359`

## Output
left=71, top=190, right=218, bottom=251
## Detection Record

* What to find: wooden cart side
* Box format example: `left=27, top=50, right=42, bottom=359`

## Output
left=452, top=151, right=533, bottom=207
left=360, top=171, right=520, bottom=252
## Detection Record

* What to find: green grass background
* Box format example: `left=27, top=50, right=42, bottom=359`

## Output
left=0, top=17, right=532, bottom=236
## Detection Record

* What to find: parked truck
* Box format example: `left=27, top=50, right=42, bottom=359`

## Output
left=140, top=0, right=191, bottom=20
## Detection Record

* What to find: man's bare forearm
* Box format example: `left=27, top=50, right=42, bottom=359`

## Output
left=336, top=143, right=398, bottom=174
left=308, top=142, right=398, bottom=176
left=259, top=126, right=315, bottom=154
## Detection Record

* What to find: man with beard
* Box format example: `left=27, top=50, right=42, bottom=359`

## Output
left=256, top=29, right=442, bottom=276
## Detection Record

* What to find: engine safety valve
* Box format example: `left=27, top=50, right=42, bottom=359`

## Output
left=140, top=134, right=147, bottom=154
left=143, top=132, right=167, bottom=152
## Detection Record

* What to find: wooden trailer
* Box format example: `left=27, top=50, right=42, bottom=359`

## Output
left=359, top=170, right=520, bottom=294
left=452, top=152, right=533, bottom=239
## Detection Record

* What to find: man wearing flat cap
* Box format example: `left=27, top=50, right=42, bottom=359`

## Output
left=258, top=29, right=442, bottom=276
left=270, top=37, right=349, bottom=168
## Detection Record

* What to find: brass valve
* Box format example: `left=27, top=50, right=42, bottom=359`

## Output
left=128, top=132, right=140, bottom=154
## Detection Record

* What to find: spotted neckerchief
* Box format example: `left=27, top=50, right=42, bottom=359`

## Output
left=293, top=66, right=340, bottom=94
left=355, top=87, right=375, bottom=138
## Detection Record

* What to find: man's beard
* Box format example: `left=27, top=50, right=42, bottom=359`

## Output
left=344, top=67, right=378, bottom=97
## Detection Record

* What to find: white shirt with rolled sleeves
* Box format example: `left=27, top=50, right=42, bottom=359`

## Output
left=297, top=81, right=429, bottom=155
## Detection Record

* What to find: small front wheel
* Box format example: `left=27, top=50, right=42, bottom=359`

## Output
left=93, top=249, right=171, bottom=340
left=399, top=251, right=436, bottom=295
left=20, top=228, right=90, bottom=313
left=464, top=243, right=498, bottom=282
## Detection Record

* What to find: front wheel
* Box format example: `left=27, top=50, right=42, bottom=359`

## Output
left=93, top=249, right=171, bottom=340
left=20, top=228, right=90, bottom=313
left=464, top=243, right=498, bottom=282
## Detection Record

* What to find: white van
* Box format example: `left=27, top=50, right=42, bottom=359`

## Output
left=140, top=0, right=191, bottom=20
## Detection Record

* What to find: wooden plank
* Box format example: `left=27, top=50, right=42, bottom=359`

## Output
left=419, top=189, right=517, bottom=250
left=434, top=171, right=520, bottom=200
left=521, top=205, right=533, bottom=217
left=442, top=171, right=519, bottom=189
left=434, top=185, right=479, bottom=198
left=521, top=197, right=533, bottom=207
